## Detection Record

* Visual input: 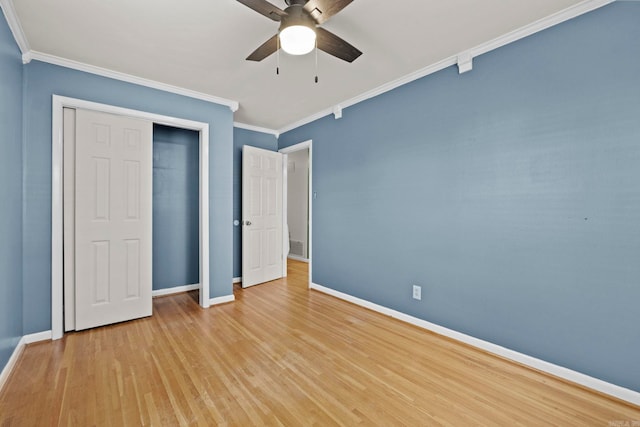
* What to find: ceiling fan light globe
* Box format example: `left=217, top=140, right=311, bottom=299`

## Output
left=279, top=25, right=316, bottom=55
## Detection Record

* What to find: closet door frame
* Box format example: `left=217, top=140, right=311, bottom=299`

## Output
left=52, top=95, right=211, bottom=339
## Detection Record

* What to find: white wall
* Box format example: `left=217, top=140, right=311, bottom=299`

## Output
left=287, top=149, right=309, bottom=258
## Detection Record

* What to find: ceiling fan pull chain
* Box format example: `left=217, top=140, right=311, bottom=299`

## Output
left=277, top=35, right=280, bottom=75
left=314, top=39, right=319, bottom=83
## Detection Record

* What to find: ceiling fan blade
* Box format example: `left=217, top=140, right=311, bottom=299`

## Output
left=236, top=0, right=287, bottom=21
left=316, top=27, right=362, bottom=63
left=304, top=0, right=354, bottom=24
left=246, top=34, right=279, bottom=61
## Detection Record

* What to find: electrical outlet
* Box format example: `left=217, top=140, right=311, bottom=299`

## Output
left=412, top=285, right=422, bottom=300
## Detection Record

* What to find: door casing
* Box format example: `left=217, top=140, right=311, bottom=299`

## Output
left=52, top=95, right=211, bottom=340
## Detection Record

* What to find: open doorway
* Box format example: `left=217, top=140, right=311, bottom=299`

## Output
left=280, top=140, right=312, bottom=286
left=286, top=149, right=309, bottom=262
left=152, top=125, right=200, bottom=296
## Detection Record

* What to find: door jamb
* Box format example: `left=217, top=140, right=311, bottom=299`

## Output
left=279, top=140, right=312, bottom=287
left=51, top=95, right=210, bottom=340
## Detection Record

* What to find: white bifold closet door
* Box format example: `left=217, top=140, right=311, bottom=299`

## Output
left=73, top=108, right=153, bottom=331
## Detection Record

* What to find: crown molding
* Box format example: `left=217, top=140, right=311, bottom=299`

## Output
left=341, top=57, right=457, bottom=114
left=0, top=0, right=30, bottom=55
left=233, top=122, right=279, bottom=137
left=3, top=0, right=617, bottom=129
left=21, top=51, right=32, bottom=64
left=332, top=105, right=343, bottom=119
left=277, top=56, right=456, bottom=134
left=277, top=0, right=615, bottom=135
left=27, top=51, right=239, bottom=112
left=457, top=52, right=473, bottom=74
left=468, top=0, right=615, bottom=58
left=278, top=105, right=336, bottom=135
left=2, top=0, right=239, bottom=110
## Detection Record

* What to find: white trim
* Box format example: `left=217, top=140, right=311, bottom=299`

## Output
left=0, top=337, right=25, bottom=394
left=233, top=122, right=279, bottom=137
left=278, top=105, right=340, bottom=135
left=199, top=119, right=211, bottom=310
left=457, top=52, right=473, bottom=74
left=21, top=51, right=32, bottom=64
left=279, top=140, right=313, bottom=287
left=52, top=98, right=64, bottom=340
left=277, top=0, right=614, bottom=134
left=152, top=284, right=200, bottom=298
left=23, top=330, right=52, bottom=344
left=281, top=152, right=289, bottom=278
left=30, top=51, right=238, bottom=112
left=0, top=330, right=51, bottom=393
left=52, top=95, right=211, bottom=340
left=278, top=57, right=456, bottom=134
left=332, top=106, right=343, bottom=120
left=310, top=282, right=640, bottom=406
left=278, top=140, right=311, bottom=154
left=287, top=254, right=309, bottom=263
left=468, top=0, right=614, bottom=59
left=209, top=294, right=235, bottom=306
left=0, top=0, right=30, bottom=56
left=233, top=277, right=242, bottom=284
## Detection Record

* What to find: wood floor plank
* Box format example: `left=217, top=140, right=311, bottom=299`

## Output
left=1, top=259, right=639, bottom=425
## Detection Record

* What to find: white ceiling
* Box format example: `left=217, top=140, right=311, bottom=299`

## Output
left=11, top=0, right=591, bottom=131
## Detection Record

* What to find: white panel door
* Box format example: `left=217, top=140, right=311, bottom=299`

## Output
left=75, top=109, right=153, bottom=330
left=242, top=145, right=283, bottom=288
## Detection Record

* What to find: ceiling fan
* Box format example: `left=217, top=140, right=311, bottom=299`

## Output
left=236, top=0, right=362, bottom=63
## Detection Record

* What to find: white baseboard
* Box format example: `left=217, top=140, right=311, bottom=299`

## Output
left=310, top=282, right=640, bottom=406
left=0, top=330, right=51, bottom=393
left=24, top=330, right=52, bottom=344
left=233, top=277, right=242, bottom=284
left=152, top=283, right=200, bottom=297
left=0, top=336, right=25, bottom=394
left=287, top=255, right=309, bottom=263
left=210, top=294, right=235, bottom=306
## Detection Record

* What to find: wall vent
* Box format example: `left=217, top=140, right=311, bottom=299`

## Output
left=290, top=240, right=304, bottom=257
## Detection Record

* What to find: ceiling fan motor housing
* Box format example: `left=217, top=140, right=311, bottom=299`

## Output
left=279, top=3, right=317, bottom=33
left=284, top=0, right=309, bottom=6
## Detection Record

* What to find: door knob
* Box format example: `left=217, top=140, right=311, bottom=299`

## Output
left=245, top=220, right=252, bottom=226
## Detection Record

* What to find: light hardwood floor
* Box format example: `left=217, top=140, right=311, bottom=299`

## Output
left=1, top=259, right=638, bottom=425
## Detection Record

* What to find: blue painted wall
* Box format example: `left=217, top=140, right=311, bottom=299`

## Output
left=232, top=128, right=278, bottom=278
left=279, top=2, right=640, bottom=392
left=22, top=61, right=234, bottom=333
left=153, top=124, right=200, bottom=290
left=0, top=9, right=24, bottom=370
